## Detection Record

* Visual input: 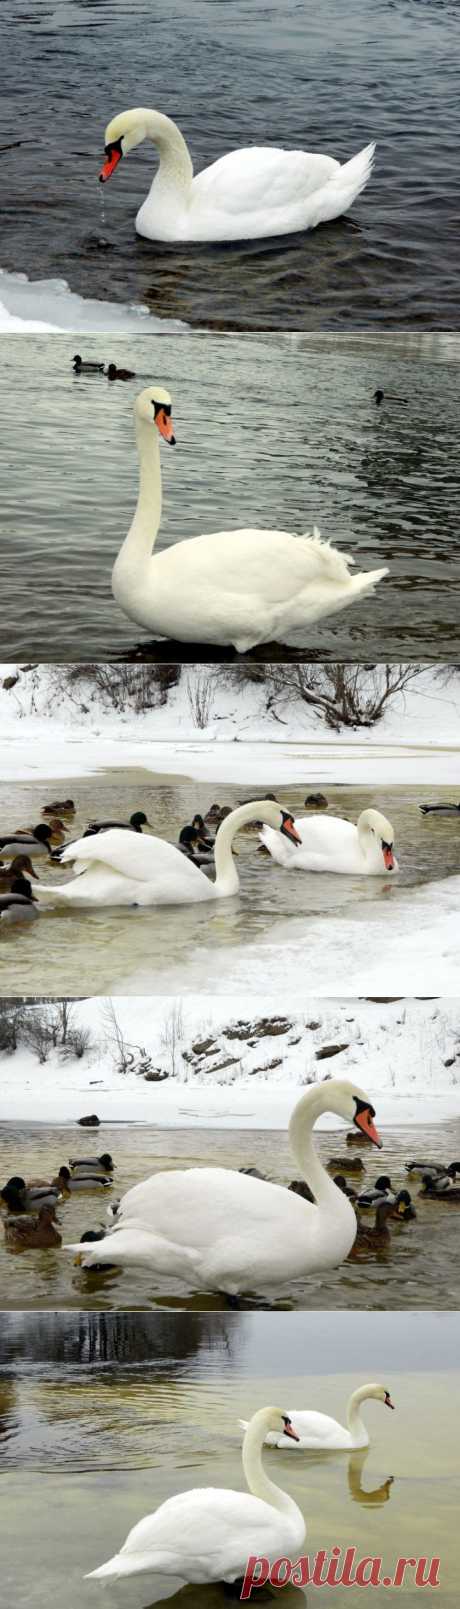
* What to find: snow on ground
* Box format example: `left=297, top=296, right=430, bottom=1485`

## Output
left=0, top=270, right=187, bottom=333
left=1, top=665, right=460, bottom=784
left=1, top=996, right=459, bottom=1126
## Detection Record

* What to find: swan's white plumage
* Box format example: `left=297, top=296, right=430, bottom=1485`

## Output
left=103, top=108, right=375, bottom=242
left=111, top=386, right=388, bottom=650
left=239, top=1384, right=394, bottom=1451
left=65, top=1079, right=380, bottom=1292
left=85, top=1406, right=306, bottom=1585
left=33, top=802, right=295, bottom=907
left=261, top=808, right=399, bottom=876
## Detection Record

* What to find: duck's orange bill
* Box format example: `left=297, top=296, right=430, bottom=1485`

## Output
left=155, top=409, right=176, bottom=443
left=99, top=148, right=122, bottom=182
left=355, top=1107, right=382, bottom=1148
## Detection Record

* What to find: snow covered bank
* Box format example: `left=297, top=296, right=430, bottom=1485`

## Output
left=1, top=665, right=459, bottom=785
left=0, top=270, right=187, bottom=333
left=1, top=996, right=459, bottom=1126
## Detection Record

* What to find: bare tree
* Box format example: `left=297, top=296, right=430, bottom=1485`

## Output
left=160, top=1000, right=185, bottom=1078
left=227, top=663, right=423, bottom=731
left=102, top=999, right=156, bottom=1077
left=186, top=672, right=214, bottom=729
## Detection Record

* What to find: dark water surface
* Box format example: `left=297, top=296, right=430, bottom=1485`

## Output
left=1, top=332, right=460, bottom=660
left=1, top=1, right=460, bottom=329
left=0, top=1313, right=458, bottom=1605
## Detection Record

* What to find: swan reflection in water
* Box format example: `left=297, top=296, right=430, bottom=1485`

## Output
left=347, top=1446, right=394, bottom=1507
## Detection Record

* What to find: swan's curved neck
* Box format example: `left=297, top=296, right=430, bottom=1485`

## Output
left=288, top=1085, right=347, bottom=1209
left=346, top=1387, right=371, bottom=1439
left=242, top=1416, right=303, bottom=1525
left=212, top=804, right=283, bottom=897
left=118, top=420, right=162, bottom=570
left=142, top=109, right=193, bottom=195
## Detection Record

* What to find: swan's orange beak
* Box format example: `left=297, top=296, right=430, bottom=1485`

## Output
left=99, top=145, right=122, bottom=183
left=382, top=843, right=395, bottom=871
left=280, top=813, right=301, bottom=845
left=283, top=1419, right=300, bottom=1442
left=155, top=409, right=176, bottom=445
left=354, top=1106, right=382, bottom=1148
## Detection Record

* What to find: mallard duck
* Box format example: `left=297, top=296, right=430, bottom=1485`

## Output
left=346, top=1130, right=372, bottom=1147
left=390, top=1189, right=416, bottom=1221
left=42, top=800, right=76, bottom=816
left=357, top=1175, right=395, bottom=1209
left=419, top=802, right=460, bottom=816
left=54, top=1166, right=112, bottom=1194
left=288, top=1179, right=315, bottom=1203
left=348, top=1200, right=395, bottom=1253
left=83, top=811, right=150, bottom=837
left=333, top=1174, right=358, bottom=1201
left=69, top=1153, right=114, bottom=1174
left=419, top=1173, right=460, bottom=1200
left=3, top=1204, right=62, bottom=1249
left=0, top=855, right=39, bottom=889
left=0, top=825, right=53, bottom=858
left=0, top=1176, right=60, bottom=1211
left=406, top=1160, right=460, bottom=1180
left=0, top=877, right=38, bottom=922
left=76, top=1228, right=116, bottom=1272
left=73, top=356, right=104, bottom=374
left=327, top=1156, right=365, bottom=1174
left=107, top=363, right=136, bottom=381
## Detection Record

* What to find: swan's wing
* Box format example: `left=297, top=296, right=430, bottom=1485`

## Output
left=113, top=1167, right=313, bottom=1244
left=192, top=146, right=339, bottom=214
left=58, top=828, right=209, bottom=887
left=160, top=529, right=356, bottom=608
left=118, top=1487, right=294, bottom=1571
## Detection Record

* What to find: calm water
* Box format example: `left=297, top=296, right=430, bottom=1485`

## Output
left=2, top=333, right=460, bottom=660
left=1, top=1117, right=460, bottom=1310
left=0, top=776, right=458, bottom=996
left=0, top=1312, right=458, bottom=1606
left=1, top=2, right=460, bottom=330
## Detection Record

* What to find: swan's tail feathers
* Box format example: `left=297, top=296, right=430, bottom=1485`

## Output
left=315, top=141, right=376, bottom=224
left=85, top=1554, right=151, bottom=1581
left=348, top=565, right=389, bottom=598
left=300, top=529, right=357, bottom=584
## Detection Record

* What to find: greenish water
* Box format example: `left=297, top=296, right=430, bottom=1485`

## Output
left=0, top=776, right=458, bottom=997
left=1, top=1118, right=459, bottom=1312
left=0, top=1311, right=458, bottom=1606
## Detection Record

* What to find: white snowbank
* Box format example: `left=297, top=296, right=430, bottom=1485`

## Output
left=1, top=995, right=459, bottom=1126
left=1, top=665, right=459, bottom=784
left=0, top=270, right=187, bottom=334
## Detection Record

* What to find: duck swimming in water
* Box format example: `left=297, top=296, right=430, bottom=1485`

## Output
left=73, top=355, right=105, bottom=375
left=0, top=825, right=53, bottom=858
left=0, top=877, right=38, bottom=922
left=3, top=1204, right=62, bottom=1250
left=419, top=802, right=460, bottom=816
left=107, top=363, right=136, bottom=381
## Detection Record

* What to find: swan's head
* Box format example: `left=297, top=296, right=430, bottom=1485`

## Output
left=251, top=1407, right=300, bottom=1443
left=367, top=1385, right=395, bottom=1411
left=322, top=1078, right=382, bottom=1147
left=100, top=110, right=148, bottom=181
left=264, top=803, right=302, bottom=845
left=134, top=385, right=176, bottom=445
left=358, top=808, right=396, bottom=871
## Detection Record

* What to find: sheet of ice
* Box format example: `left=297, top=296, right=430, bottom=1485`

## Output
left=0, top=270, right=187, bottom=333
left=1, top=995, right=459, bottom=1126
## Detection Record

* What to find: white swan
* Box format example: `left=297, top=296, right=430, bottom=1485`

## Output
left=65, top=1079, right=382, bottom=1291
left=111, top=386, right=388, bottom=651
left=99, top=107, right=375, bottom=243
left=33, top=801, right=300, bottom=908
left=85, top=1406, right=305, bottom=1584
left=260, top=807, right=398, bottom=875
left=239, top=1383, right=395, bottom=1452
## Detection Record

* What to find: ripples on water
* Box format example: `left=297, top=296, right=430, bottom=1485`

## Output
left=0, top=776, right=458, bottom=997
left=1, top=2, right=460, bottom=328
left=1, top=333, right=460, bottom=659
left=1, top=1117, right=459, bottom=1310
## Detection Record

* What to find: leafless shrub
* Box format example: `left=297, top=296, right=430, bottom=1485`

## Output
left=160, top=1001, right=185, bottom=1078
left=227, top=663, right=423, bottom=731
left=186, top=672, right=214, bottom=728
left=102, top=999, right=156, bottom=1077
left=41, top=664, right=180, bottom=717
